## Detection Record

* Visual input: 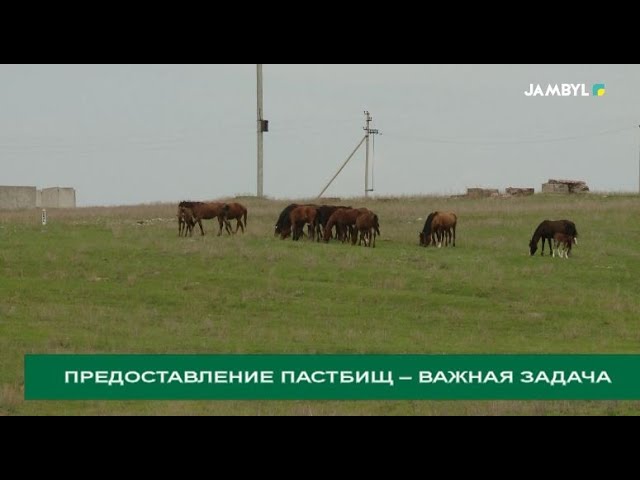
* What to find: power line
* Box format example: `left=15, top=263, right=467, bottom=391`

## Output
left=383, top=125, right=636, bottom=146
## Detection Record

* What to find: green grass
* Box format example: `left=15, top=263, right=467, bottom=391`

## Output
left=1, top=194, right=640, bottom=415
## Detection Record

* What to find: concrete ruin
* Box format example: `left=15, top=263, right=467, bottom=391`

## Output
left=505, top=187, right=535, bottom=197
left=0, top=186, right=37, bottom=209
left=466, top=188, right=500, bottom=198
left=39, top=187, right=76, bottom=208
left=0, top=185, right=76, bottom=210
left=541, top=179, right=589, bottom=194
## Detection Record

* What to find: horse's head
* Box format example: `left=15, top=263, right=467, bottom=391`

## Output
left=529, top=239, right=537, bottom=256
left=418, top=231, right=425, bottom=246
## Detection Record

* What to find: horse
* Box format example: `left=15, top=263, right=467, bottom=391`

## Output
left=323, top=208, right=370, bottom=243
left=275, top=203, right=299, bottom=239
left=529, top=220, right=578, bottom=256
left=289, top=205, right=319, bottom=241
left=178, top=201, right=212, bottom=237
left=188, top=202, right=231, bottom=236
left=315, top=205, right=351, bottom=240
left=419, top=211, right=457, bottom=247
left=353, top=212, right=380, bottom=247
left=552, top=232, right=576, bottom=259
left=177, top=201, right=199, bottom=237
left=224, top=202, right=248, bottom=234
left=177, top=204, right=198, bottom=237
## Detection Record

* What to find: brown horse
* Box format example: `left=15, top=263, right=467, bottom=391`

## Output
left=224, top=202, right=248, bottom=234
left=419, top=211, right=457, bottom=247
left=275, top=203, right=318, bottom=239
left=189, top=202, right=231, bottom=236
left=315, top=205, right=351, bottom=240
left=289, top=205, right=319, bottom=241
left=353, top=212, right=380, bottom=247
left=323, top=208, right=370, bottom=243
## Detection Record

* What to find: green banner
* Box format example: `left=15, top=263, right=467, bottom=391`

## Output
left=23, top=354, right=640, bottom=400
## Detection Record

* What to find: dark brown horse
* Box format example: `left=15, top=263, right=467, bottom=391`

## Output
left=177, top=201, right=199, bottom=237
left=224, top=202, right=248, bottom=234
left=275, top=203, right=299, bottom=239
left=529, top=220, right=578, bottom=256
left=189, top=202, right=231, bottom=236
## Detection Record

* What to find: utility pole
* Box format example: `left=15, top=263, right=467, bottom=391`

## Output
left=363, top=111, right=379, bottom=197
left=256, top=64, right=267, bottom=198
left=317, top=110, right=380, bottom=199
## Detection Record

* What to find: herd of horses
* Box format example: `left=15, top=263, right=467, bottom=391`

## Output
left=176, top=200, right=579, bottom=258
left=274, top=204, right=381, bottom=247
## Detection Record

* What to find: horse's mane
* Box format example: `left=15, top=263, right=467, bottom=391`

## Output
left=276, top=203, right=298, bottom=229
left=422, top=211, right=438, bottom=234
left=532, top=220, right=549, bottom=240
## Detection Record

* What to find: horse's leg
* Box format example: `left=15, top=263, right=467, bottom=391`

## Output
left=372, top=229, right=376, bottom=248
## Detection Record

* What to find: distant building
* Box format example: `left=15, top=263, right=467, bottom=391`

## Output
left=0, top=186, right=37, bottom=209
left=39, top=187, right=76, bottom=208
left=0, top=185, right=76, bottom=210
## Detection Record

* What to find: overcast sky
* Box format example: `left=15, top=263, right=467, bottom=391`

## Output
left=1, top=64, right=638, bottom=206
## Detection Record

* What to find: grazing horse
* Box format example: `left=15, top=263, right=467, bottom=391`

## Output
left=323, top=208, right=370, bottom=243
left=275, top=204, right=299, bottom=239
left=315, top=205, right=351, bottom=240
left=189, top=202, right=231, bottom=236
left=419, top=211, right=457, bottom=247
left=224, top=202, right=248, bottom=234
left=275, top=203, right=318, bottom=239
left=353, top=212, right=380, bottom=247
left=289, top=205, right=319, bottom=241
left=553, top=232, right=576, bottom=259
left=529, top=220, right=578, bottom=256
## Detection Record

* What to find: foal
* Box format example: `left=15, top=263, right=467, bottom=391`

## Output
left=552, top=232, right=575, bottom=259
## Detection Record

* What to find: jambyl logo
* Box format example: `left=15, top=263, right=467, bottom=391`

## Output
left=592, top=83, right=606, bottom=97
left=524, top=83, right=606, bottom=97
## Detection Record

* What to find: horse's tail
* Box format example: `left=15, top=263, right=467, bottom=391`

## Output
left=374, top=214, right=380, bottom=236
left=243, top=208, right=248, bottom=228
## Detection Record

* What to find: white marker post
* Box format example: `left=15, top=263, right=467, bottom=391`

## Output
left=41, top=209, right=47, bottom=226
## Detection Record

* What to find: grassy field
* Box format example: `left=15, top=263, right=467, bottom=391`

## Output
left=1, top=194, right=640, bottom=415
